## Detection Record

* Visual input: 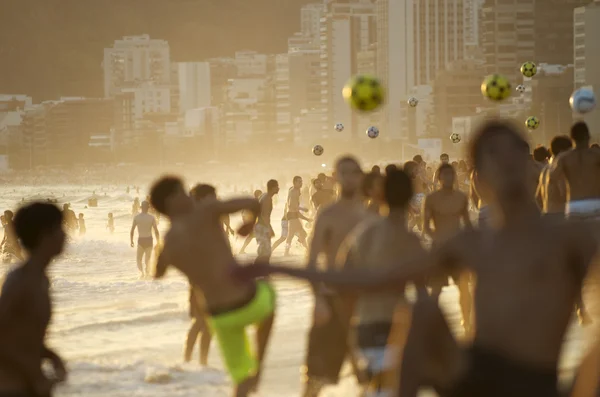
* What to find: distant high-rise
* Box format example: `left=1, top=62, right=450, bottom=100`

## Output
left=103, top=35, right=171, bottom=98
left=377, top=0, right=415, bottom=139
left=319, top=0, right=376, bottom=137
left=301, top=3, right=326, bottom=40
left=574, top=1, right=600, bottom=140
left=464, top=0, right=483, bottom=49
left=535, top=0, right=590, bottom=65
left=481, top=0, right=535, bottom=83
left=413, top=0, right=465, bottom=86
left=178, top=62, right=211, bottom=114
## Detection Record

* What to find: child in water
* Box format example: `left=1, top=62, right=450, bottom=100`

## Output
left=78, top=213, right=86, bottom=236
left=107, top=213, right=114, bottom=234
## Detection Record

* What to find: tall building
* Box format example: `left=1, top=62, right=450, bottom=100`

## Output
left=481, top=0, right=535, bottom=83
left=535, top=0, right=590, bottom=66
left=274, top=54, right=292, bottom=136
left=464, top=0, right=483, bottom=49
left=432, top=60, right=487, bottom=150
left=178, top=62, right=211, bottom=114
left=377, top=0, right=415, bottom=139
left=574, top=1, right=600, bottom=140
left=103, top=35, right=171, bottom=98
left=321, top=0, right=377, bottom=138
left=301, top=2, right=326, bottom=40
left=208, top=58, right=237, bottom=106
left=413, top=0, right=465, bottom=87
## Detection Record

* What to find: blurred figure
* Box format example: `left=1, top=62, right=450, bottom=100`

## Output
left=0, top=203, right=67, bottom=397
left=107, top=213, right=115, bottom=234
left=132, top=197, right=140, bottom=217
left=1, top=210, right=23, bottom=261
left=78, top=213, right=86, bottom=236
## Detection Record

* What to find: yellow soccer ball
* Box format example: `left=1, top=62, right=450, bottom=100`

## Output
left=342, top=75, right=385, bottom=112
left=520, top=61, right=537, bottom=78
left=481, top=74, right=512, bottom=101
left=525, top=116, right=540, bottom=130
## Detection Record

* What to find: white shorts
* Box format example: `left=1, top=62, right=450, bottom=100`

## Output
left=566, top=199, right=600, bottom=221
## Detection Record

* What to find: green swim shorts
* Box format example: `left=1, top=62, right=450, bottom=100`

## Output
left=208, top=281, right=276, bottom=384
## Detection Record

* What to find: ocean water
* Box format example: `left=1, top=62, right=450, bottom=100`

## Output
left=0, top=185, right=596, bottom=397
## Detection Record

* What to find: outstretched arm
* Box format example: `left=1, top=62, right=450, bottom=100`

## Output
left=215, top=198, right=260, bottom=218
left=236, top=233, right=462, bottom=292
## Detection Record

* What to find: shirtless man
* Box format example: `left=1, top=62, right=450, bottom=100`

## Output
left=236, top=120, right=599, bottom=397
left=255, top=180, right=279, bottom=262
left=339, top=168, right=427, bottom=396
left=538, top=135, right=572, bottom=215
left=362, top=171, right=384, bottom=215
left=422, top=163, right=473, bottom=333
left=150, top=176, right=275, bottom=397
left=301, top=155, right=369, bottom=397
left=0, top=203, right=67, bottom=397
left=130, top=201, right=160, bottom=277
left=552, top=122, right=600, bottom=223
left=284, top=176, right=310, bottom=256
left=432, top=153, right=450, bottom=190
left=1, top=210, right=23, bottom=261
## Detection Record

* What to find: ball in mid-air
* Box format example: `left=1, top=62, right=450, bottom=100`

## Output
left=569, top=87, right=596, bottom=114
left=450, top=133, right=461, bottom=144
left=342, top=75, right=385, bottom=112
left=516, top=84, right=526, bottom=93
left=407, top=97, right=419, bottom=107
left=481, top=74, right=512, bottom=101
left=334, top=123, right=344, bottom=132
left=366, top=126, right=379, bottom=139
left=312, top=145, right=324, bottom=156
left=525, top=116, right=540, bottom=130
left=520, top=62, right=537, bottom=78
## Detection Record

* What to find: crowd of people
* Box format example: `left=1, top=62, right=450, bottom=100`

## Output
left=0, top=118, right=600, bottom=397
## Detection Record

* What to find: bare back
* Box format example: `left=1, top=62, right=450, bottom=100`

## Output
left=445, top=219, right=595, bottom=367
left=309, top=200, right=370, bottom=270
left=556, top=148, right=600, bottom=201
left=344, top=219, right=425, bottom=324
left=163, top=201, right=255, bottom=309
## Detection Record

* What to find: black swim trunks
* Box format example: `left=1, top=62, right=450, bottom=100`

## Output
left=446, top=345, right=559, bottom=397
left=138, top=237, right=153, bottom=249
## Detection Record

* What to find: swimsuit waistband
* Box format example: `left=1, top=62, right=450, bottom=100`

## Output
left=208, top=282, right=258, bottom=317
left=566, top=198, right=600, bottom=214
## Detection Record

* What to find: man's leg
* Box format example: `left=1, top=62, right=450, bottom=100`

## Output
left=184, top=318, right=202, bottom=362
left=144, top=246, right=153, bottom=276
left=136, top=244, right=144, bottom=276
left=195, top=316, right=212, bottom=366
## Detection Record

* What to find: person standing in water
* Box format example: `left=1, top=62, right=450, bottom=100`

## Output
left=78, top=213, right=86, bottom=236
left=0, top=203, right=67, bottom=397
left=1, top=210, right=23, bottom=261
left=130, top=201, right=160, bottom=277
left=150, top=176, right=275, bottom=397
left=107, top=213, right=115, bottom=234
left=255, top=180, right=279, bottom=263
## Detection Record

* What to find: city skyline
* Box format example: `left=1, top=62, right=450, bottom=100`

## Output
left=0, top=0, right=599, bottom=169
